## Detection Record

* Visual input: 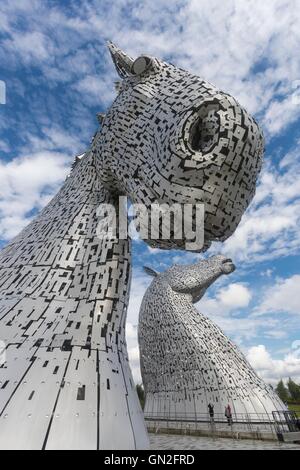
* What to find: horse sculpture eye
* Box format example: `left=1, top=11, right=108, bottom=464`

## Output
left=190, top=118, right=204, bottom=151
left=189, top=105, right=220, bottom=153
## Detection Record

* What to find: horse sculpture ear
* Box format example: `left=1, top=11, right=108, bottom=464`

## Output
left=107, top=41, right=134, bottom=78
left=107, top=42, right=159, bottom=78
left=143, top=266, right=159, bottom=277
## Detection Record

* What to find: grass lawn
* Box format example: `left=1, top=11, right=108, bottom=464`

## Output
left=288, top=404, right=300, bottom=417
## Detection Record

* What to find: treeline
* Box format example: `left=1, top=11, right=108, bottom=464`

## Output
left=276, top=378, right=300, bottom=403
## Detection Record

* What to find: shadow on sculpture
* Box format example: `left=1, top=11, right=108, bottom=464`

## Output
left=139, top=256, right=286, bottom=422
left=0, top=42, right=264, bottom=449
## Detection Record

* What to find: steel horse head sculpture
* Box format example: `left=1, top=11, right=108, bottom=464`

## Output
left=96, top=42, right=264, bottom=250
left=0, top=43, right=264, bottom=450
left=139, top=256, right=285, bottom=420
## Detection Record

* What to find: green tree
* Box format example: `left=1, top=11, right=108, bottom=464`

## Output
left=136, top=383, right=145, bottom=410
left=276, top=379, right=289, bottom=402
left=287, top=378, right=300, bottom=402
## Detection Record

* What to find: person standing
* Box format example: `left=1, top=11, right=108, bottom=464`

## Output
left=225, top=404, right=233, bottom=426
left=208, top=403, right=214, bottom=422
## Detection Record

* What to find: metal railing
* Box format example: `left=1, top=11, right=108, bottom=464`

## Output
left=145, top=411, right=282, bottom=437
left=272, top=410, right=300, bottom=434
left=145, top=410, right=276, bottom=424
left=145, top=410, right=300, bottom=442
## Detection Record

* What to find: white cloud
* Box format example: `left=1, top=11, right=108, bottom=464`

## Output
left=127, top=270, right=152, bottom=324
left=73, top=75, right=116, bottom=107
left=0, top=123, right=88, bottom=242
left=254, top=274, right=300, bottom=316
left=266, top=330, right=288, bottom=340
left=0, top=140, right=10, bottom=153
left=218, top=149, right=300, bottom=263
left=260, top=269, right=274, bottom=278
left=21, top=127, right=86, bottom=156
left=4, top=31, right=50, bottom=62
left=218, top=284, right=252, bottom=309
left=126, top=322, right=138, bottom=340
left=126, top=271, right=152, bottom=383
left=263, top=95, right=300, bottom=136
left=147, top=246, right=161, bottom=255
left=1, top=0, right=300, bottom=134
left=128, top=345, right=140, bottom=362
left=197, top=283, right=252, bottom=317
left=0, top=152, right=70, bottom=240
left=247, top=344, right=300, bottom=384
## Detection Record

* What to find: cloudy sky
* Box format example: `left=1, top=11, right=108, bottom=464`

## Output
left=0, top=0, right=300, bottom=386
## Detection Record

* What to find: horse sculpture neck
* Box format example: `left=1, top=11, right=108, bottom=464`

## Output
left=0, top=150, right=148, bottom=450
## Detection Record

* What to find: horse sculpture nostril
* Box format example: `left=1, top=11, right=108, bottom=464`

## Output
left=222, top=258, right=233, bottom=264
left=221, top=258, right=236, bottom=274
left=190, top=118, right=203, bottom=151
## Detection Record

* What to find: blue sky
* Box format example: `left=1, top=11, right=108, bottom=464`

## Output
left=0, top=0, right=300, bottom=384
